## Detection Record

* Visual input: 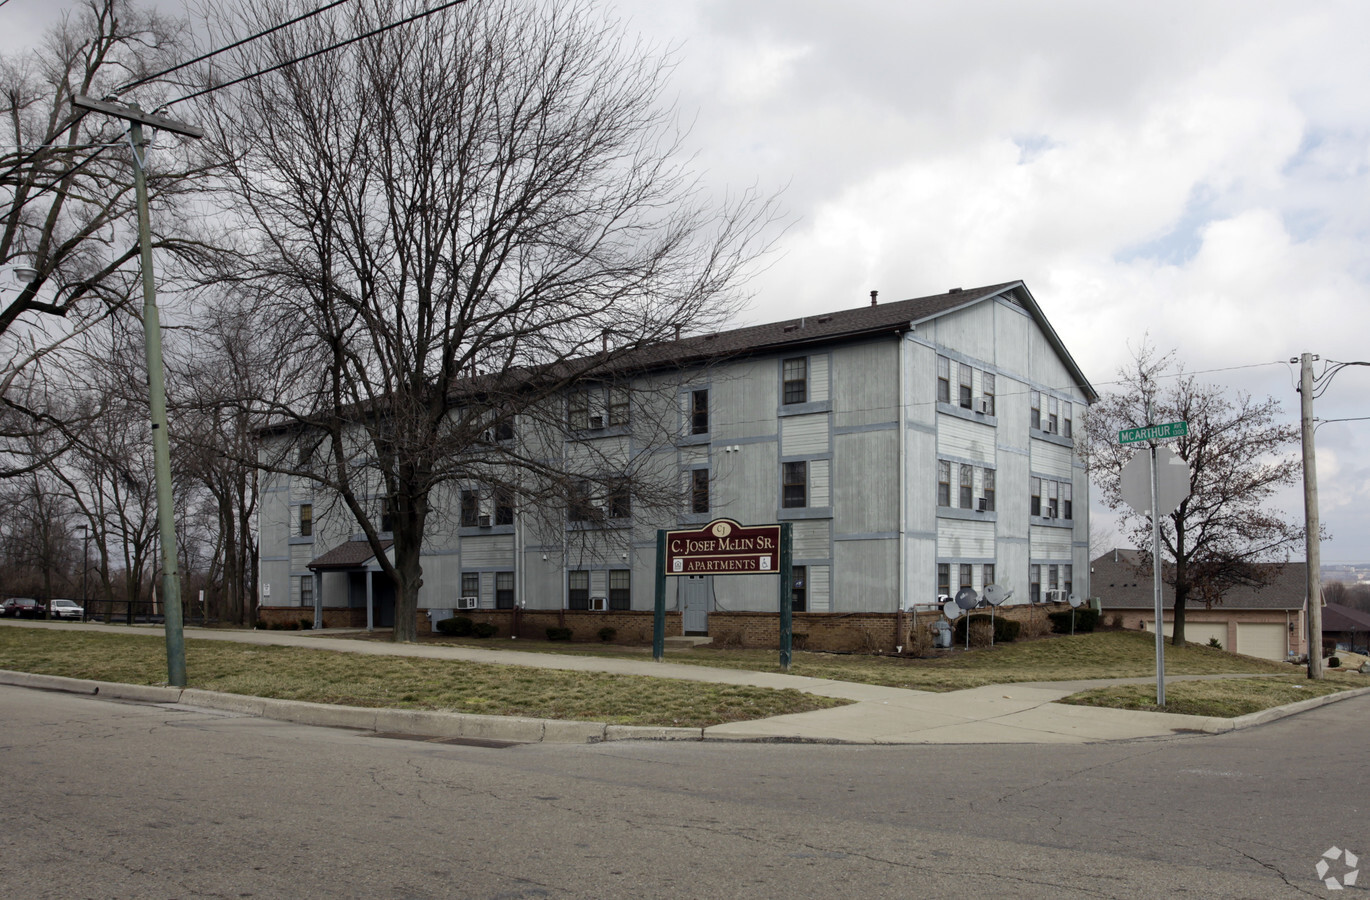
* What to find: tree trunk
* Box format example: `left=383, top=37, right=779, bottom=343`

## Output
left=1171, top=585, right=1188, bottom=646
left=391, top=535, right=423, bottom=643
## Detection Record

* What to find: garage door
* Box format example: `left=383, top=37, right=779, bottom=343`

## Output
left=1236, top=623, right=1289, bottom=661
left=1145, top=620, right=1228, bottom=648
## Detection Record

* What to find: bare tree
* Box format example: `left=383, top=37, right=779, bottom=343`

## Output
left=0, top=0, right=209, bottom=476
left=198, top=0, right=774, bottom=641
left=1083, top=345, right=1304, bottom=644
left=40, top=321, right=164, bottom=620
left=167, top=298, right=271, bottom=626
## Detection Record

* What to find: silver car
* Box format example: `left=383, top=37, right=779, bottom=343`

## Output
left=48, top=598, right=84, bottom=620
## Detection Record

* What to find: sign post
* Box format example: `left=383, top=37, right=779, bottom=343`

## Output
left=653, top=518, right=793, bottom=669
left=779, top=523, right=793, bottom=670
left=653, top=530, right=667, bottom=660
left=1118, top=422, right=1191, bottom=707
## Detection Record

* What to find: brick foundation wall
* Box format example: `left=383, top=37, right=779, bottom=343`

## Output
left=257, top=606, right=366, bottom=628
left=412, top=603, right=1084, bottom=652
left=419, top=609, right=685, bottom=643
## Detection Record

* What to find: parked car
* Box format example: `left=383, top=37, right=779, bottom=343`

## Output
left=48, top=599, right=84, bottom=620
left=1, top=597, right=45, bottom=618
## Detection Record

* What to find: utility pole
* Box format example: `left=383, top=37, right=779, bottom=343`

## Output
left=1297, top=353, right=1323, bottom=680
left=72, top=95, right=202, bottom=687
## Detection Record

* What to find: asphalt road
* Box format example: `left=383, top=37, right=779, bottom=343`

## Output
left=1, top=684, right=1364, bottom=899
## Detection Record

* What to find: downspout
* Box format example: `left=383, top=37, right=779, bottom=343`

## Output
left=513, top=420, right=524, bottom=640
left=896, top=329, right=908, bottom=650
left=513, top=495, right=523, bottom=639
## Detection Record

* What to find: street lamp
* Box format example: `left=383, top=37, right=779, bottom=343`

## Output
left=78, top=524, right=90, bottom=622
left=2, top=264, right=39, bottom=284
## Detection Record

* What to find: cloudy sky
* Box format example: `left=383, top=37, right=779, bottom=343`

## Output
left=612, top=0, right=1370, bottom=564
left=7, top=0, right=1368, bottom=564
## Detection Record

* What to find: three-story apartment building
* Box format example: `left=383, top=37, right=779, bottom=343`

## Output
left=257, top=280, right=1095, bottom=649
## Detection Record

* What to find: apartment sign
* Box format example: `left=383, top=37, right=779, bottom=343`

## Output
left=665, top=518, right=781, bottom=575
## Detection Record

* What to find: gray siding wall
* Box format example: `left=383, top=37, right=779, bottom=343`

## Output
left=256, top=287, right=1092, bottom=622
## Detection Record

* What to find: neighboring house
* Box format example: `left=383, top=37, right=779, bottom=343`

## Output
left=1323, top=603, right=1370, bottom=654
left=257, top=281, right=1096, bottom=649
left=1092, top=549, right=1308, bottom=661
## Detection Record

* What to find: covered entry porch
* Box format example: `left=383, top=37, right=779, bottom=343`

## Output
left=307, top=539, right=397, bottom=631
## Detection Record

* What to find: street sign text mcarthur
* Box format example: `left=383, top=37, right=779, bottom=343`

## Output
left=1118, top=421, right=1188, bottom=444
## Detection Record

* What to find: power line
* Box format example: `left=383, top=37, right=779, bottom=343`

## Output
left=113, top=0, right=355, bottom=96
left=162, top=0, right=471, bottom=109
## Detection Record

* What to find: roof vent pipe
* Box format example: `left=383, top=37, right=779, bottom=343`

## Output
left=674, top=324, right=682, bottom=340
left=870, top=290, right=878, bottom=306
left=601, top=329, right=609, bottom=353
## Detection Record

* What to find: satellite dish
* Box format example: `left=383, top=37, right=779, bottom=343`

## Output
left=1068, top=593, right=1083, bottom=609
left=954, top=587, right=979, bottom=611
left=942, top=600, right=962, bottom=621
left=983, top=584, right=1011, bottom=607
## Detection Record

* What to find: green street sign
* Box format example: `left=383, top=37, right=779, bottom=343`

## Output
left=1119, top=421, right=1188, bottom=444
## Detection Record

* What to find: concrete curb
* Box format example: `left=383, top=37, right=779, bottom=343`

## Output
left=1, top=670, right=184, bottom=704
left=0, top=670, right=698, bottom=744
left=1199, top=684, right=1370, bottom=734
left=4, top=668, right=1367, bottom=745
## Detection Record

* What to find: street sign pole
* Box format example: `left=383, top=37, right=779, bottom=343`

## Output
left=1150, top=438, right=1165, bottom=707
left=653, top=530, right=666, bottom=662
left=1117, top=414, right=1191, bottom=708
left=779, top=523, right=793, bottom=672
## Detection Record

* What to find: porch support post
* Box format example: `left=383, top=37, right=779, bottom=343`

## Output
left=366, top=570, right=375, bottom=631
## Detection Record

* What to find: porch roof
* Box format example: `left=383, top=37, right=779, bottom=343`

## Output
left=308, top=538, right=392, bottom=571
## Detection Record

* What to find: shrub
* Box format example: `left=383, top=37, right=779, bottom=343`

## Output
left=1020, top=611, right=1050, bottom=639
left=597, top=626, right=617, bottom=642
left=792, top=631, right=809, bottom=651
left=953, top=614, right=1020, bottom=644
left=1324, top=638, right=1338, bottom=658
left=1047, top=609, right=1099, bottom=634
left=473, top=622, right=497, bottom=638
left=1329, top=656, right=1341, bottom=668
left=299, top=618, right=313, bottom=630
left=1207, top=637, right=1223, bottom=649
left=546, top=626, right=573, bottom=641
left=436, top=616, right=474, bottom=637
left=254, top=619, right=267, bottom=630
left=906, top=619, right=934, bottom=657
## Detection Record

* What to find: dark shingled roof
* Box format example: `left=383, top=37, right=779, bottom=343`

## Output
left=259, top=279, right=1096, bottom=437
left=309, top=539, right=392, bottom=571
left=1323, top=602, right=1370, bottom=634
left=1092, top=549, right=1307, bottom=611
left=602, top=280, right=1097, bottom=401
left=438, top=279, right=1097, bottom=402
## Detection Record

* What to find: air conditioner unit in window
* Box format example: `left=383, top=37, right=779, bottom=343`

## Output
left=588, top=414, right=605, bottom=429
left=974, top=397, right=990, bottom=415
left=588, top=597, right=608, bottom=611
left=478, top=514, right=491, bottom=528
left=456, top=596, right=479, bottom=610
left=977, top=498, right=989, bottom=512
left=1046, top=422, right=1058, bottom=434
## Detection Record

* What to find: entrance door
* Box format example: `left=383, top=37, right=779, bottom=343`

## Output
left=372, top=573, right=396, bottom=628
left=681, top=576, right=710, bottom=634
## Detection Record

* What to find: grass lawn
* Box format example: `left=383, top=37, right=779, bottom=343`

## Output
left=1060, top=673, right=1366, bottom=718
left=5, top=625, right=1361, bottom=723
left=0, top=627, right=846, bottom=728
left=412, top=629, right=1298, bottom=692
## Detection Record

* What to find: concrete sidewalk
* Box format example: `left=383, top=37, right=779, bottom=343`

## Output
left=5, top=621, right=1367, bottom=745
